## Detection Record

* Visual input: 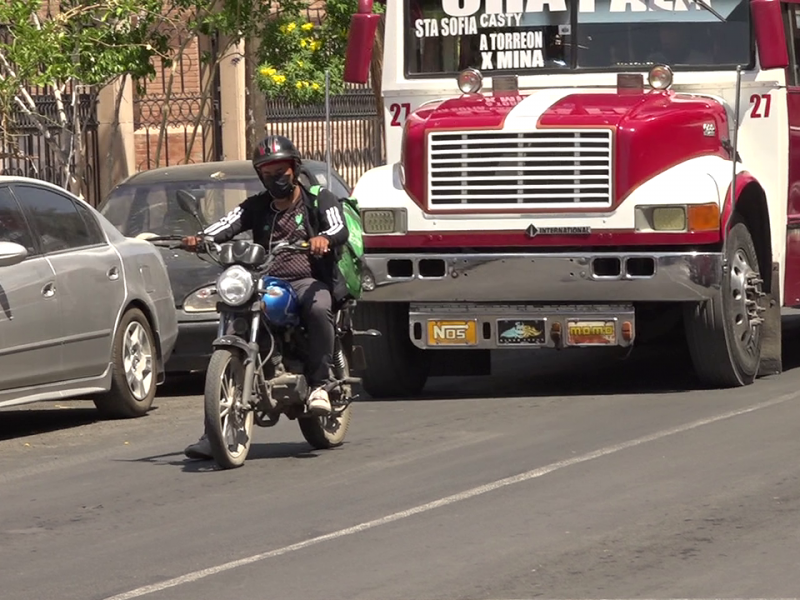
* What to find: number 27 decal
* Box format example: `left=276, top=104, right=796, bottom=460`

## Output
left=750, top=93, right=772, bottom=118
left=389, top=102, right=411, bottom=126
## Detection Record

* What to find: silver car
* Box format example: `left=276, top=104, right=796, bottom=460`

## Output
left=0, top=177, right=179, bottom=417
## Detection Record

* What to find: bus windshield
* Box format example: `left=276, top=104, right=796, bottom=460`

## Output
left=406, top=0, right=752, bottom=76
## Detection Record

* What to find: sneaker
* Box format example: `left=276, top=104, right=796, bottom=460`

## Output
left=308, top=387, right=332, bottom=416
left=184, top=433, right=213, bottom=459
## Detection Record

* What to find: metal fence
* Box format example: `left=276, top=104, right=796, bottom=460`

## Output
left=133, top=33, right=223, bottom=171
left=0, top=96, right=101, bottom=205
left=264, top=84, right=385, bottom=189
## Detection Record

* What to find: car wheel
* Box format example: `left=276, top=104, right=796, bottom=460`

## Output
left=94, top=308, right=157, bottom=419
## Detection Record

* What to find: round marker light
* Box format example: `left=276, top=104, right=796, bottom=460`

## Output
left=457, top=68, right=483, bottom=94
left=648, top=64, right=673, bottom=90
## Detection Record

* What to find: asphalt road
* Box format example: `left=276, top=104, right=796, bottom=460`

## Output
left=3, top=325, right=800, bottom=600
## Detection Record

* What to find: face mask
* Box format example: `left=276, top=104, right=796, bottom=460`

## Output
left=264, top=173, right=294, bottom=199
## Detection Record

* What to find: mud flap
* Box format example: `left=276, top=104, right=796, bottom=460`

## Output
left=351, top=344, right=367, bottom=371
left=758, top=261, right=782, bottom=378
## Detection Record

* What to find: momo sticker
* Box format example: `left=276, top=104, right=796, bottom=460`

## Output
left=566, top=320, right=617, bottom=346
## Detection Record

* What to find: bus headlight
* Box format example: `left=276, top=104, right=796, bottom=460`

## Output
left=361, top=208, right=407, bottom=234
left=635, top=203, right=720, bottom=232
left=648, top=64, right=673, bottom=90
left=457, top=68, right=483, bottom=94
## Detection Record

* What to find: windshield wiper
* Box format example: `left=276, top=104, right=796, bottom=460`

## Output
left=693, top=0, right=727, bottom=23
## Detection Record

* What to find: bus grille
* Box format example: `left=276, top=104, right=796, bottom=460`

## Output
left=427, top=130, right=613, bottom=209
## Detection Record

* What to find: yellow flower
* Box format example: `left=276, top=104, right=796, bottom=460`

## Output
left=260, top=67, right=276, bottom=77
left=311, top=82, right=320, bottom=90
left=272, top=74, right=286, bottom=84
left=259, top=67, right=269, bottom=76
left=302, top=81, right=310, bottom=87
left=310, top=40, right=322, bottom=51
left=296, top=81, right=303, bottom=89
left=300, top=38, right=307, bottom=48
left=297, top=60, right=304, bottom=67
left=301, top=22, right=313, bottom=31
left=286, top=22, right=296, bottom=32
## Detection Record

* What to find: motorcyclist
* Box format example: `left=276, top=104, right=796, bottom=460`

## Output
left=182, top=134, right=350, bottom=460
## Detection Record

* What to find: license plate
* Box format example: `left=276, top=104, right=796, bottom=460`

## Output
left=427, top=320, right=478, bottom=346
left=496, top=319, right=546, bottom=345
left=566, top=320, right=617, bottom=346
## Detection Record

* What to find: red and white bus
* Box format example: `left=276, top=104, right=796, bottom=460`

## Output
left=343, top=0, right=798, bottom=398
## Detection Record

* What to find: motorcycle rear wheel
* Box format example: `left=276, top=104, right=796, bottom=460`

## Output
left=204, top=348, right=255, bottom=469
left=298, top=342, right=352, bottom=450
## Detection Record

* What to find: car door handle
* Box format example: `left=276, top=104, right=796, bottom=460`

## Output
left=107, top=266, right=120, bottom=281
left=42, top=282, right=56, bottom=298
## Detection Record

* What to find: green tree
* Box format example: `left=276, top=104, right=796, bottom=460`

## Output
left=146, top=0, right=276, bottom=168
left=0, top=0, right=171, bottom=197
left=0, top=0, right=279, bottom=194
left=0, top=0, right=381, bottom=198
left=255, top=0, right=385, bottom=105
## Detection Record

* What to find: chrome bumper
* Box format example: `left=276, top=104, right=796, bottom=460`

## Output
left=361, top=251, right=723, bottom=303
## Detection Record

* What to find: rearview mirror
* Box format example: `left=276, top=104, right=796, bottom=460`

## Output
left=175, top=189, right=206, bottom=228
left=0, top=241, right=28, bottom=268
left=752, top=0, right=789, bottom=69
left=343, top=0, right=382, bottom=84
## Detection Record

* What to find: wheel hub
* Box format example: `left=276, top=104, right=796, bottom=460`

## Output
left=123, top=322, right=154, bottom=401
left=729, top=249, right=766, bottom=344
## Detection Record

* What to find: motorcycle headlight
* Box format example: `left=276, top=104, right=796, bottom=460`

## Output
left=183, top=285, right=218, bottom=313
left=216, top=265, right=254, bottom=306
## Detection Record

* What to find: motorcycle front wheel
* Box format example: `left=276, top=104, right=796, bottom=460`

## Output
left=204, top=348, right=255, bottom=469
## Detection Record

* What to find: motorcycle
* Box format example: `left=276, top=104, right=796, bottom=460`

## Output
left=165, top=190, right=370, bottom=469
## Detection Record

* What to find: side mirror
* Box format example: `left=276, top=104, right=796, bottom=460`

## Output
left=0, top=241, right=28, bottom=268
left=343, top=0, right=382, bottom=84
left=175, top=189, right=206, bottom=228
left=752, top=0, right=789, bottom=69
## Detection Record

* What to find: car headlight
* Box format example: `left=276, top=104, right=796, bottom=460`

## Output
left=183, top=285, right=218, bottom=313
left=216, top=265, right=254, bottom=306
left=361, top=208, right=407, bottom=234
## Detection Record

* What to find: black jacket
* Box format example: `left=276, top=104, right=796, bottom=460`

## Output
left=202, top=184, right=350, bottom=303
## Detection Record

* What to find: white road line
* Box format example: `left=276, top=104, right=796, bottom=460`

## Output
left=103, top=391, right=798, bottom=600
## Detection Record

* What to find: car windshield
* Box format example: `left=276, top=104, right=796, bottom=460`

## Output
left=406, top=0, right=751, bottom=75
left=100, top=179, right=264, bottom=239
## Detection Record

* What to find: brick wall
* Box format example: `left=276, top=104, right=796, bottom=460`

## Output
left=132, top=0, right=334, bottom=173
left=133, top=126, right=210, bottom=171
left=133, top=27, right=212, bottom=171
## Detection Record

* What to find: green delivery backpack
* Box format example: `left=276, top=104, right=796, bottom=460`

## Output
left=309, top=184, right=365, bottom=300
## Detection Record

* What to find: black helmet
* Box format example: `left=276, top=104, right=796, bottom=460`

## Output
left=251, top=134, right=301, bottom=176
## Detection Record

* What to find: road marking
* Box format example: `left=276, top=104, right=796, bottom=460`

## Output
left=103, top=391, right=798, bottom=600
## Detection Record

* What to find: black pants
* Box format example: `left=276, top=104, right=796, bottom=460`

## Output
left=201, top=278, right=334, bottom=437
left=221, top=277, right=334, bottom=385
left=290, top=278, right=335, bottom=388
